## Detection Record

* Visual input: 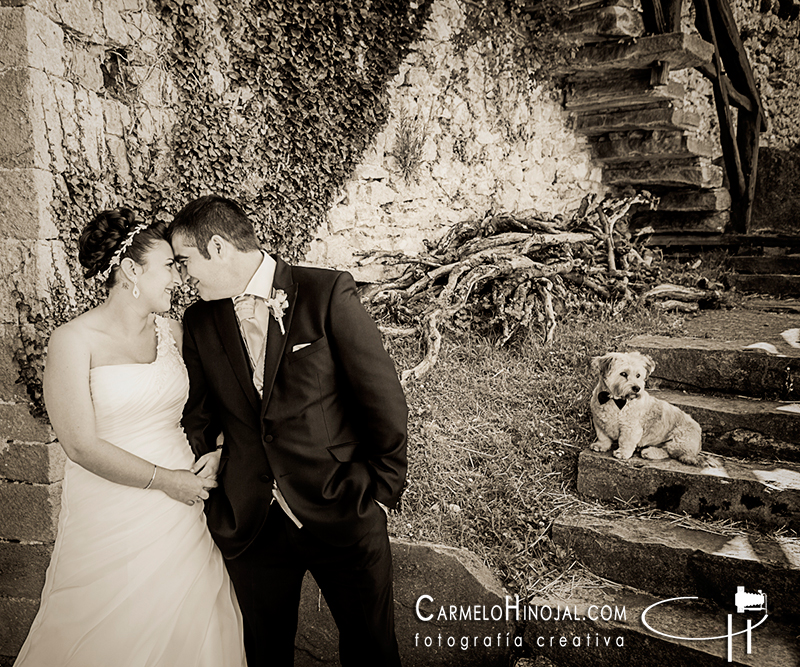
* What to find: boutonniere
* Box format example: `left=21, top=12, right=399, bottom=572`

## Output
left=266, top=288, right=288, bottom=335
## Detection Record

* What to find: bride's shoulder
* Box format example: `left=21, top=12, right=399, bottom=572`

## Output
left=48, top=316, right=94, bottom=359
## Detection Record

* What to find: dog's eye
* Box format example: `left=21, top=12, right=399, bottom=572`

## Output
left=620, top=372, right=628, bottom=378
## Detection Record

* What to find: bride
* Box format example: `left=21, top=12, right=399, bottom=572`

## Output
left=14, top=209, right=246, bottom=666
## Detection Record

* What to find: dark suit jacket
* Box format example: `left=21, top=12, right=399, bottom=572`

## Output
left=181, top=257, right=408, bottom=559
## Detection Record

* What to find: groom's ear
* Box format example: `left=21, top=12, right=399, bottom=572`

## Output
left=208, top=235, right=226, bottom=259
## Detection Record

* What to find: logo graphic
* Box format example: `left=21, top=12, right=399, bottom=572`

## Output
left=641, top=587, right=768, bottom=663
left=734, top=586, right=767, bottom=614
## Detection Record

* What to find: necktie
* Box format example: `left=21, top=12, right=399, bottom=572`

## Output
left=234, top=294, right=267, bottom=394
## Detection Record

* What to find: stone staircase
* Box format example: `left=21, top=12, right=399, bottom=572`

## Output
left=524, top=306, right=800, bottom=666
left=559, top=0, right=733, bottom=236
left=726, top=253, right=800, bottom=298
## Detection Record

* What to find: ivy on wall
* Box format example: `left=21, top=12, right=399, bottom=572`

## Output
left=157, top=0, right=434, bottom=259
left=17, top=0, right=434, bottom=417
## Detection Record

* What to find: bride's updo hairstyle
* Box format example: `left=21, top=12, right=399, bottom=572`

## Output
left=79, top=208, right=168, bottom=288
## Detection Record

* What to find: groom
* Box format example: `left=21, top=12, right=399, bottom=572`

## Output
left=168, top=195, right=408, bottom=667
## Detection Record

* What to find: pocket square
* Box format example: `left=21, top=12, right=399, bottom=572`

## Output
left=292, top=343, right=312, bottom=353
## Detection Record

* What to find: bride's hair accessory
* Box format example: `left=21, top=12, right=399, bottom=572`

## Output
left=97, top=221, right=149, bottom=283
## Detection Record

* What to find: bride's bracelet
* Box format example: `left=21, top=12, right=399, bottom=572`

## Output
left=143, top=465, right=158, bottom=490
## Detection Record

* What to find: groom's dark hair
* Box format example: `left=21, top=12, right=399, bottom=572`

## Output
left=168, top=195, right=261, bottom=259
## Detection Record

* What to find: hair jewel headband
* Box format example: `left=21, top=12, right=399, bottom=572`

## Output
left=96, top=221, right=150, bottom=283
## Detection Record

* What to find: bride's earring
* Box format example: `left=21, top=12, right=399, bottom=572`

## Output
left=132, top=278, right=140, bottom=299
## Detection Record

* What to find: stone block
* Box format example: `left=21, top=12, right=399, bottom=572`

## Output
left=605, top=159, right=723, bottom=189
left=590, top=131, right=713, bottom=163
left=655, top=187, right=731, bottom=211
left=74, top=88, right=104, bottom=172
left=651, top=389, right=800, bottom=462
left=0, top=327, right=32, bottom=404
left=0, top=69, right=34, bottom=170
left=577, top=449, right=800, bottom=530
left=568, top=81, right=686, bottom=114
left=563, top=32, right=714, bottom=74
left=627, top=333, right=800, bottom=400
left=27, top=68, right=67, bottom=173
left=730, top=256, right=800, bottom=275
left=0, top=440, right=64, bottom=484
left=0, top=7, right=64, bottom=75
left=558, top=5, right=644, bottom=43
left=295, top=539, right=513, bottom=666
left=0, top=596, right=39, bottom=655
left=553, top=513, right=800, bottom=618
left=0, top=480, right=61, bottom=541
left=727, top=274, right=800, bottom=297
left=630, top=210, right=729, bottom=233
left=0, top=541, right=52, bottom=598
left=0, top=170, right=58, bottom=240
left=67, top=43, right=104, bottom=92
left=53, top=0, right=97, bottom=36
left=102, top=0, right=130, bottom=45
left=0, top=402, right=53, bottom=448
left=523, top=586, right=798, bottom=666
left=576, top=105, right=700, bottom=136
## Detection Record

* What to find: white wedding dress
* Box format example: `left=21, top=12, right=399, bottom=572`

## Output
left=14, top=316, right=246, bottom=667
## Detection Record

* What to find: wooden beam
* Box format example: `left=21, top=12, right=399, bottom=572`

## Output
left=694, top=0, right=746, bottom=199
left=734, top=109, right=763, bottom=233
left=640, top=0, right=667, bottom=33
left=708, top=0, right=767, bottom=130
left=664, top=0, right=684, bottom=31
left=695, top=63, right=755, bottom=112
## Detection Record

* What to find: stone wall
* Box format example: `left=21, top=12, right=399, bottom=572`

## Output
left=306, top=0, right=605, bottom=282
left=0, top=0, right=174, bottom=660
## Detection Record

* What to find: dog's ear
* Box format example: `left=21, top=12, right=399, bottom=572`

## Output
left=642, top=354, right=656, bottom=377
left=591, top=354, right=614, bottom=377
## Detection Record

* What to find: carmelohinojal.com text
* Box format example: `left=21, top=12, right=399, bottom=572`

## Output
left=413, top=595, right=627, bottom=651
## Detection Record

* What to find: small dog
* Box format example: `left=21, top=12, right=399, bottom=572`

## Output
left=589, top=351, right=702, bottom=466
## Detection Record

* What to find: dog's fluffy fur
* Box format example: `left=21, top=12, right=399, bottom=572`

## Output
left=589, top=351, right=703, bottom=466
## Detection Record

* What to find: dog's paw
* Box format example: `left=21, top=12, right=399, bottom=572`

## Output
left=641, top=446, right=670, bottom=461
left=613, top=449, right=634, bottom=461
left=590, top=441, right=612, bottom=452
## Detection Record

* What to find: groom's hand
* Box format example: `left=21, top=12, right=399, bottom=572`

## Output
left=192, top=448, right=222, bottom=480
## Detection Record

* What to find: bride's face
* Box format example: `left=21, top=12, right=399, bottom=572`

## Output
left=136, top=240, right=182, bottom=312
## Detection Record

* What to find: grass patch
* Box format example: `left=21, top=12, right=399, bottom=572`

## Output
left=384, top=303, right=687, bottom=599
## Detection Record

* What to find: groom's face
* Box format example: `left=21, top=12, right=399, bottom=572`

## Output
left=172, top=234, right=232, bottom=301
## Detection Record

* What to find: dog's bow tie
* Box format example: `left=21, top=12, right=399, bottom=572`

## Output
left=598, top=391, right=627, bottom=410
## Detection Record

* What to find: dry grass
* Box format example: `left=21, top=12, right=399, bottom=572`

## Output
left=383, top=303, right=688, bottom=600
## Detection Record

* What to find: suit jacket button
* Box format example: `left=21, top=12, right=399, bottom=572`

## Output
left=264, top=435, right=273, bottom=443
left=259, top=474, right=270, bottom=483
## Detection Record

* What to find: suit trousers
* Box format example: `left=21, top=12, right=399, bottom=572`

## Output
left=224, top=503, right=402, bottom=667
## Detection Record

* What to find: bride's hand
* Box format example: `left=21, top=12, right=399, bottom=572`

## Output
left=191, top=448, right=222, bottom=480
left=153, top=468, right=217, bottom=505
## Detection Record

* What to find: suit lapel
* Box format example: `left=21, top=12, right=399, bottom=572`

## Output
left=212, top=299, right=261, bottom=413
left=261, top=257, right=297, bottom=419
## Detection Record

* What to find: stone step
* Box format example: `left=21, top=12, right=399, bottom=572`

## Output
left=562, top=32, right=714, bottom=74
left=727, top=273, right=800, bottom=297
left=604, top=158, right=723, bottom=190
left=651, top=389, right=800, bottom=463
left=730, top=255, right=800, bottom=275
left=567, top=81, right=686, bottom=114
left=626, top=332, right=800, bottom=400
left=522, top=586, right=798, bottom=666
left=590, top=130, right=714, bottom=163
left=577, top=449, right=800, bottom=531
left=631, top=209, right=729, bottom=233
left=575, top=105, right=700, bottom=136
left=557, top=6, right=644, bottom=44
left=552, top=512, right=800, bottom=618
left=655, top=188, right=731, bottom=212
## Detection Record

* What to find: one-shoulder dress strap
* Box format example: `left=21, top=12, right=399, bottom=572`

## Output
left=154, top=315, right=180, bottom=360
